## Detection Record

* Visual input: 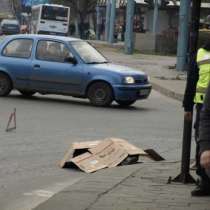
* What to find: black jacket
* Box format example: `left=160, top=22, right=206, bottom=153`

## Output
left=199, top=83, right=210, bottom=153
left=183, top=60, right=199, bottom=112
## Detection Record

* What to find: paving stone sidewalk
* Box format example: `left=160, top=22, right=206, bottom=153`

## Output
left=34, top=162, right=210, bottom=210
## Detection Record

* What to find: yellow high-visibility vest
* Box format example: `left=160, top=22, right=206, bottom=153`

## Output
left=194, top=48, right=210, bottom=104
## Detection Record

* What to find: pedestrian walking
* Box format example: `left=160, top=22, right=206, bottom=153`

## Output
left=183, top=41, right=210, bottom=196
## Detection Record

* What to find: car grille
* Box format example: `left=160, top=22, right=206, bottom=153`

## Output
left=135, top=78, right=148, bottom=84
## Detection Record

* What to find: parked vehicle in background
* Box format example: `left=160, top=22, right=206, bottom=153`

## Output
left=0, top=34, right=152, bottom=107
left=0, top=19, right=20, bottom=35
left=31, top=4, right=70, bottom=36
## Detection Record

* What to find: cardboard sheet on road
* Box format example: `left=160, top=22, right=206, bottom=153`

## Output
left=70, top=152, right=107, bottom=173
left=88, top=139, right=128, bottom=168
left=60, top=138, right=148, bottom=173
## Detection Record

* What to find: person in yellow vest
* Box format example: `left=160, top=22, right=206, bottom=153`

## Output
left=191, top=42, right=210, bottom=196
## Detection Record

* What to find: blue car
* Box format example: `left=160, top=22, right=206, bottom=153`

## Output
left=0, top=34, right=152, bottom=106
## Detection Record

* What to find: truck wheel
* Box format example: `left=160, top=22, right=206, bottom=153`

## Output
left=88, top=82, right=113, bottom=106
left=0, top=73, right=12, bottom=96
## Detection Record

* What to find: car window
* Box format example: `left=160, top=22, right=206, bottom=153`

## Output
left=2, top=39, right=33, bottom=58
left=36, top=40, right=73, bottom=63
left=70, top=41, right=107, bottom=64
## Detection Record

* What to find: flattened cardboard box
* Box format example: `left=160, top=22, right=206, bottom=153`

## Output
left=88, top=139, right=128, bottom=168
left=60, top=138, right=148, bottom=173
left=70, top=152, right=107, bottom=173
left=109, top=138, right=147, bottom=156
left=59, top=141, right=100, bottom=168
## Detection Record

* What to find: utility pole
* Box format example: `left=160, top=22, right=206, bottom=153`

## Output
left=125, top=0, right=135, bottom=54
left=176, top=0, right=191, bottom=71
left=152, top=0, right=159, bottom=34
left=172, top=0, right=201, bottom=184
left=105, top=0, right=111, bottom=41
left=96, top=5, right=100, bottom=40
left=108, top=0, right=116, bottom=43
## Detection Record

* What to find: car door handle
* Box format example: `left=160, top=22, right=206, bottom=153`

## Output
left=34, top=64, right=40, bottom=69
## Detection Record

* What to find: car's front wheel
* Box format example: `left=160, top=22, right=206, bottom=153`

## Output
left=0, top=73, right=12, bottom=96
left=19, top=90, right=36, bottom=97
left=116, top=100, right=136, bottom=107
left=87, top=82, right=113, bottom=106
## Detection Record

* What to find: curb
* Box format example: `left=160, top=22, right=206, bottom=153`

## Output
left=90, top=41, right=124, bottom=50
left=151, top=80, right=184, bottom=102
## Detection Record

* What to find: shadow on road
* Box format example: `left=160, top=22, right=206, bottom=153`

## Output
left=2, top=92, right=156, bottom=113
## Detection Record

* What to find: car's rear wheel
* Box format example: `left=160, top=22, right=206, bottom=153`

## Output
left=116, top=100, right=136, bottom=107
left=0, top=73, right=12, bottom=96
left=88, top=82, right=113, bottom=106
left=19, top=90, right=36, bottom=97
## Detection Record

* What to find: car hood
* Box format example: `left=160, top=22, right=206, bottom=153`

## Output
left=90, top=63, right=146, bottom=76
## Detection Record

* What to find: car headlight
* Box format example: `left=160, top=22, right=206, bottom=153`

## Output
left=124, top=76, right=135, bottom=84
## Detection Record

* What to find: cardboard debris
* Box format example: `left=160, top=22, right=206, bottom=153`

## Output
left=60, top=138, right=150, bottom=173
left=71, top=152, right=107, bottom=173
left=144, top=149, right=165, bottom=161
left=72, top=140, right=101, bottom=150
left=110, top=138, right=147, bottom=156
left=88, top=139, right=128, bottom=168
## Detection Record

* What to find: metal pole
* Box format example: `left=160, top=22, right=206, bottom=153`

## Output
left=105, top=0, right=111, bottom=41
left=108, top=0, right=116, bottom=43
left=152, top=0, right=159, bottom=34
left=75, top=19, right=79, bottom=37
left=96, top=5, right=100, bottom=40
left=173, top=118, right=195, bottom=183
left=176, top=0, right=191, bottom=71
left=172, top=0, right=201, bottom=184
left=125, top=0, right=135, bottom=54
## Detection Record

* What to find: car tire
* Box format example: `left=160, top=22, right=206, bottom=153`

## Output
left=0, top=73, right=12, bottom=96
left=88, top=82, right=113, bottom=106
left=116, top=100, right=136, bottom=107
left=19, top=90, right=36, bottom=97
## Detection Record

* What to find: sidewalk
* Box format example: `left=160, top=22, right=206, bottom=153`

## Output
left=91, top=40, right=186, bottom=101
left=34, top=162, right=210, bottom=210
left=33, top=43, right=208, bottom=210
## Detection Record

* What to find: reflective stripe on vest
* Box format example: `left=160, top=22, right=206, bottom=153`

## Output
left=196, top=87, right=207, bottom=93
left=194, top=48, right=210, bottom=104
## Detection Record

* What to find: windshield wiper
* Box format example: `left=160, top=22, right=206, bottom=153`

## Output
left=87, top=61, right=109, bottom=64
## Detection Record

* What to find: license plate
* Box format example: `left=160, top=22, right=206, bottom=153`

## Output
left=139, top=89, right=150, bottom=96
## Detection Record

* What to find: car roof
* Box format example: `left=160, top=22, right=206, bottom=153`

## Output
left=5, top=34, right=81, bottom=42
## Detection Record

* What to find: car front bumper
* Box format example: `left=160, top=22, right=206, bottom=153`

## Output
left=113, top=84, right=152, bottom=101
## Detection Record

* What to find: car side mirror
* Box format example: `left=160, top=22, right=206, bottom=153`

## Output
left=64, top=57, right=77, bottom=65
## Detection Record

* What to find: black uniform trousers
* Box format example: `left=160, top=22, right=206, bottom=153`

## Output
left=194, top=104, right=210, bottom=184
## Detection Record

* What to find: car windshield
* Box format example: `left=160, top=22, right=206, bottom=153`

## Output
left=70, top=41, right=108, bottom=64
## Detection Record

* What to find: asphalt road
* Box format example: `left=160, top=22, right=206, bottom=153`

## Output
left=0, top=90, right=186, bottom=210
